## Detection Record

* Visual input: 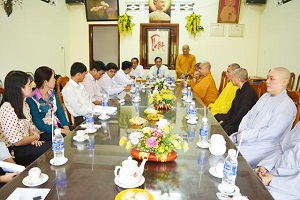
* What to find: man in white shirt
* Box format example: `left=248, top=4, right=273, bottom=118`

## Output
left=130, top=57, right=144, bottom=78
left=82, top=61, right=106, bottom=105
left=62, top=62, right=94, bottom=125
left=149, top=57, right=169, bottom=78
left=98, top=62, right=131, bottom=99
left=114, top=61, right=133, bottom=87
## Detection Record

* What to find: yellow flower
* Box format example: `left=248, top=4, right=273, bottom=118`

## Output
left=119, top=136, right=127, bottom=147
left=156, top=95, right=162, bottom=102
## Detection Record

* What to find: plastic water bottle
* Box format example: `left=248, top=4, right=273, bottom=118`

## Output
left=222, top=149, right=238, bottom=192
left=52, top=129, right=64, bottom=162
left=131, top=81, right=136, bottom=89
left=102, top=94, right=108, bottom=112
left=85, top=106, right=94, bottom=130
left=135, top=86, right=140, bottom=98
left=187, top=87, right=192, bottom=101
left=199, top=117, right=209, bottom=144
left=146, top=76, right=150, bottom=84
left=188, top=101, right=197, bottom=119
left=183, top=81, right=188, bottom=91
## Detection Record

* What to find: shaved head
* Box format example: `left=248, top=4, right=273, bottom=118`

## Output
left=270, top=67, right=291, bottom=82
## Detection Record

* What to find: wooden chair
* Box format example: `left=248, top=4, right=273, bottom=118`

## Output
left=0, top=88, right=4, bottom=102
left=287, top=90, right=300, bottom=128
left=218, top=71, right=229, bottom=94
left=257, top=81, right=267, bottom=98
left=287, top=72, right=295, bottom=90
left=55, top=76, right=75, bottom=126
left=295, top=74, right=300, bottom=92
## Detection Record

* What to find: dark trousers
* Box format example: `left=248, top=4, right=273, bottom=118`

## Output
left=8, top=141, right=52, bottom=166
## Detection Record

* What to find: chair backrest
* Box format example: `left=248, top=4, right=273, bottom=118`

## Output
left=287, top=90, right=300, bottom=128
left=287, top=72, right=295, bottom=90
left=296, top=74, right=300, bottom=92
left=219, top=71, right=229, bottom=94
left=0, top=88, right=4, bottom=102
left=257, top=81, right=267, bottom=98
left=55, top=76, right=75, bottom=126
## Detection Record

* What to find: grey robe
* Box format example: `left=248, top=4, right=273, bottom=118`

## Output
left=257, top=122, right=300, bottom=200
left=231, top=90, right=296, bottom=168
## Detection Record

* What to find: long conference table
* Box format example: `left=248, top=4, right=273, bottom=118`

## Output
left=0, top=85, right=274, bottom=200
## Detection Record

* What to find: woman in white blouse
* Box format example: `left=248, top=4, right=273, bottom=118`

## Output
left=0, top=71, right=51, bottom=165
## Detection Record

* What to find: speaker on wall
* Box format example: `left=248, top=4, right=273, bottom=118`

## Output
left=246, top=0, right=267, bottom=4
left=66, top=0, right=84, bottom=4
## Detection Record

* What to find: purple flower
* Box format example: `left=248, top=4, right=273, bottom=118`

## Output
left=146, top=137, right=158, bottom=148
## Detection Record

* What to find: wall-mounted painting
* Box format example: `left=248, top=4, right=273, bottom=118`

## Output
left=217, top=0, right=241, bottom=23
left=85, top=0, right=119, bottom=21
left=149, top=0, right=171, bottom=23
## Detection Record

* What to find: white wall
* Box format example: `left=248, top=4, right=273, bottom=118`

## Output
left=0, top=1, right=70, bottom=82
left=258, top=0, right=300, bottom=77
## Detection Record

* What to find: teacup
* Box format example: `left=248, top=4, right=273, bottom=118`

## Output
left=28, top=167, right=42, bottom=184
left=76, top=130, right=86, bottom=140
left=215, top=163, right=224, bottom=175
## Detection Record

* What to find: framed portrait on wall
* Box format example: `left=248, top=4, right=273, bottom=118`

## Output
left=217, top=0, right=241, bottom=23
left=149, top=0, right=171, bottom=23
left=147, top=29, right=170, bottom=65
left=85, top=0, right=119, bottom=21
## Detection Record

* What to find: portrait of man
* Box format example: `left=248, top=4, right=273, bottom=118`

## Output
left=149, top=0, right=171, bottom=22
left=218, top=0, right=241, bottom=23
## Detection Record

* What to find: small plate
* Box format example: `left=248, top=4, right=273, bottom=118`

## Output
left=22, top=173, right=49, bottom=187
left=197, top=141, right=210, bottom=149
left=218, top=184, right=240, bottom=196
left=115, top=188, right=154, bottom=200
left=185, top=116, right=198, bottom=120
left=85, top=128, right=97, bottom=134
left=114, top=176, right=145, bottom=189
left=185, top=98, right=193, bottom=103
left=209, top=167, right=223, bottom=179
left=132, top=99, right=141, bottom=103
left=182, top=90, right=187, bottom=94
left=73, top=135, right=89, bottom=142
left=187, top=119, right=197, bottom=124
left=50, top=157, right=68, bottom=166
left=144, top=109, right=159, bottom=115
left=147, top=114, right=164, bottom=121
left=98, top=115, right=111, bottom=120
left=80, top=124, right=101, bottom=129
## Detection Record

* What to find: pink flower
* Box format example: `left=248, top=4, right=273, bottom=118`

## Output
left=146, top=137, right=158, bottom=148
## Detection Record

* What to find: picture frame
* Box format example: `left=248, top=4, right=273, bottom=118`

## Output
left=228, top=24, right=244, bottom=37
left=85, top=0, right=119, bottom=21
left=210, top=23, right=225, bottom=37
left=147, top=29, right=170, bottom=65
left=217, top=0, right=241, bottom=24
left=148, top=0, right=171, bottom=23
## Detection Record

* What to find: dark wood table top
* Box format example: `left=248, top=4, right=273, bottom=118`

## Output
left=0, top=85, right=273, bottom=200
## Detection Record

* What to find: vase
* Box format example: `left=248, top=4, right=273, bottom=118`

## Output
left=153, top=103, right=171, bottom=112
left=131, top=148, right=177, bottom=162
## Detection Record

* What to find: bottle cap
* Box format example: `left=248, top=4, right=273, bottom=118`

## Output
left=228, top=149, right=237, bottom=156
left=202, top=117, right=208, bottom=122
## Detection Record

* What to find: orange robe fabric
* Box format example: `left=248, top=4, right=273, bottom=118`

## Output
left=175, top=54, right=196, bottom=79
left=189, top=72, right=219, bottom=106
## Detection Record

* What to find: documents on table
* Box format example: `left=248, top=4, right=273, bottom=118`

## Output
left=6, top=188, right=50, bottom=200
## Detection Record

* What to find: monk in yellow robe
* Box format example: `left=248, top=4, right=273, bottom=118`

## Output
left=175, top=44, right=196, bottom=79
left=189, top=62, right=219, bottom=106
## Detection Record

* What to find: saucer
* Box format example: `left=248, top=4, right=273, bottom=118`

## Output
left=80, top=124, right=101, bottom=129
left=187, top=119, right=197, bottom=124
left=85, top=128, right=97, bottom=134
left=209, top=167, right=223, bottom=179
left=184, top=98, right=193, bottom=103
left=197, top=141, right=210, bottom=149
left=73, top=135, right=89, bottom=142
left=98, top=115, right=110, bottom=120
left=218, top=184, right=240, bottom=196
left=22, top=173, right=48, bottom=187
left=185, top=116, right=198, bottom=120
left=132, top=98, right=141, bottom=103
left=182, top=90, right=187, bottom=94
left=114, top=176, right=145, bottom=188
left=50, top=157, right=68, bottom=166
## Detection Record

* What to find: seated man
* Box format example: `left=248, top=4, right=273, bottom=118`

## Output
left=130, top=57, right=144, bottom=79
left=98, top=62, right=131, bottom=99
left=82, top=60, right=106, bottom=105
left=149, top=57, right=169, bottom=78
left=255, top=121, right=300, bottom=200
left=215, top=68, right=258, bottom=135
left=208, top=63, right=240, bottom=116
left=175, top=44, right=196, bottom=79
left=189, top=62, right=219, bottom=106
left=0, top=140, right=18, bottom=187
left=62, top=62, right=94, bottom=125
left=114, top=61, right=133, bottom=87
left=230, top=67, right=296, bottom=168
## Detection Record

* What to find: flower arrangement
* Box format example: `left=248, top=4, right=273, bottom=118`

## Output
left=2, top=0, right=23, bottom=17
left=119, top=122, right=189, bottom=161
left=185, top=12, right=204, bottom=37
left=148, top=81, right=176, bottom=109
left=118, top=13, right=135, bottom=36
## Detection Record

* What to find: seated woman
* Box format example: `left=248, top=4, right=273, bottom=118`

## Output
left=26, top=66, right=71, bottom=141
left=0, top=71, right=52, bottom=166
